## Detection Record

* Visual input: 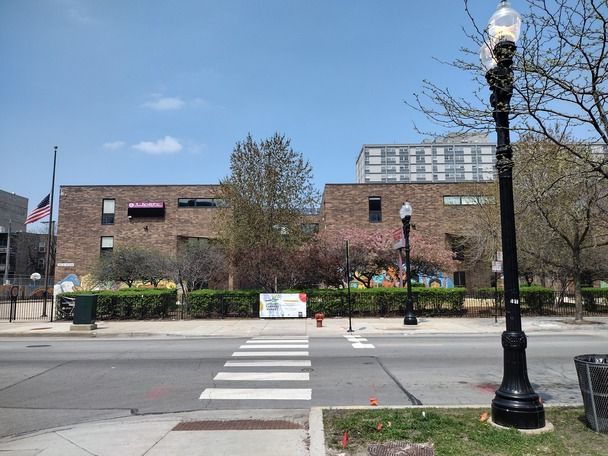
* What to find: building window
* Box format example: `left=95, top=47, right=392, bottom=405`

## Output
left=100, top=236, right=114, bottom=254
left=38, top=241, right=46, bottom=253
left=415, top=148, right=425, bottom=164
left=454, top=271, right=466, bottom=287
left=368, top=197, right=382, bottom=223
left=443, top=195, right=494, bottom=206
left=301, top=223, right=319, bottom=235
left=102, top=199, right=115, bottom=225
left=443, top=196, right=462, bottom=205
left=37, top=258, right=45, bottom=270
left=178, top=198, right=225, bottom=208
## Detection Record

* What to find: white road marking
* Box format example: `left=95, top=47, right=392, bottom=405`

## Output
left=352, top=342, right=375, bottom=349
left=232, top=351, right=309, bottom=357
left=214, top=372, right=310, bottom=381
left=245, top=340, right=307, bottom=344
left=225, top=360, right=312, bottom=367
left=253, top=336, right=308, bottom=339
left=239, top=344, right=309, bottom=349
left=199, top=388, right=312, bottom=400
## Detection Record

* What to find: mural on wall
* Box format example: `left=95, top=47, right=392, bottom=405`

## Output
left=350, top=268, right=455, bottom=289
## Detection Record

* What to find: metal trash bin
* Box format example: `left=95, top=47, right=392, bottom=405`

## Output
left=73, top=294, right=98, bottom=325
left=574, top=354, right=608, bottom=432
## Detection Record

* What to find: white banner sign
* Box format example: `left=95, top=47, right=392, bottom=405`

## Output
left=259, top=293, right=307, bottom=318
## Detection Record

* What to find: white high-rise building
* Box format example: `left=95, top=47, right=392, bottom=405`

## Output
left=356, top=134, right=496, bottom=183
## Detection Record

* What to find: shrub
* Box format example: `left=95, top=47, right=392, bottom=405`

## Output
left=187, top=289, right=259, bottom=317
left=57, top=288, right=177, bottom=320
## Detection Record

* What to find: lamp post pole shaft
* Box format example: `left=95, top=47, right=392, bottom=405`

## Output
left=488, top=41, right=545, bottom=429
left=402, top=216, right=417, bottom=325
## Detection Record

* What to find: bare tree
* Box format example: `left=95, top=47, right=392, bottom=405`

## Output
left=514, top=136, right=608, bottom=320
left=94, top=246, right=171, bottom=288
left=411, top=0, right=608, bottom=178
left=173, top=240, right=227, bottom=307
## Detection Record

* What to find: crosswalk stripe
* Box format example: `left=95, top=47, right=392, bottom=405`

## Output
left=199, top=388, right=311, bottom=400
left=252, top=336, right=308, bottom=340
left=353, top=342, right=375, bottom=348
left=214, top=372, right=309, bottom=381
left=245, top=340, right=307, bottom=344
left=225, top=360, right=311, bottom=367
left=239, top=344, right=309, bottom=349
left=232, top=351, right=309, bottom=357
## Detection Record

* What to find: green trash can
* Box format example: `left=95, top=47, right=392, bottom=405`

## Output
left=73, top=294, right=97, bottom=324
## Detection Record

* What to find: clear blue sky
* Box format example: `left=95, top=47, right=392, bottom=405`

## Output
left=1, top=0, right=496, bottom=227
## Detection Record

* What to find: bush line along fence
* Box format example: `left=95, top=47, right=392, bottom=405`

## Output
left=53, top=287, right=608, bottom=321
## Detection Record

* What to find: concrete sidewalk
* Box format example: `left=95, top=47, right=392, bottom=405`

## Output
left=0, top=316, right=606, bottom=338
left=0, top=409, right=320, bottom=456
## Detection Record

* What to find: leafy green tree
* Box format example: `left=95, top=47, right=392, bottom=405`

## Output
left=218, top=133, right=320, bottom=291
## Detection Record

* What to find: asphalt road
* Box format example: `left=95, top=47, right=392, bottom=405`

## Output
left=1, top=332, right=606, bottom=437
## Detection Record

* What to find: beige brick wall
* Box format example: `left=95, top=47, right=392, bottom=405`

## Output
left=55, top=185, right=221, bottom=280
left=56, top=182, right=493, bottom=289
left=320, top=182, right=494, bottom=288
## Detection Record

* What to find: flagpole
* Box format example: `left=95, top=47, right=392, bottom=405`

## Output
left=42, top=146, right=57, bottom=318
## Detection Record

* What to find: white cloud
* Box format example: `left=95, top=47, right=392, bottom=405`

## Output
left=143, top=97, right=185, bottom=111
left=132, top=136, right=182, bottom=155
left=103, top=141, right=126, bottom=150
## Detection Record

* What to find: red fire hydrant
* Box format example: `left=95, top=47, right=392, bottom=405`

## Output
left=315, top=312, right=325, bottom=328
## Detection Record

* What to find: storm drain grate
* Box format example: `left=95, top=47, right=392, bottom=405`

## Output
left=172, top=419, right=304, bottom=431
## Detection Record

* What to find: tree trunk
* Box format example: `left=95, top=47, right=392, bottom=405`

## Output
left=574, top=275, right=583, bottom=322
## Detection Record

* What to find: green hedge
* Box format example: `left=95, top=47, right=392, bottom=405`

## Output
left=187, top=289, right=260, bottom=317
left=300, top=287, right=467, bottom=317
left=475, top=286, right=554, bottom=311
left=183, top=287, right=466, bottom=318
left=57, top=288, right=177, bottom=320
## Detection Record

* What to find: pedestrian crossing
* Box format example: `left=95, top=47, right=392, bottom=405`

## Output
left=199, top=336, right=312, bottom=401
left=344, top=334, right=375, bottom=349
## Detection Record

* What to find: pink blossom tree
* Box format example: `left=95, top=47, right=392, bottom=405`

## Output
left=300, top=227, right=455, bottom=288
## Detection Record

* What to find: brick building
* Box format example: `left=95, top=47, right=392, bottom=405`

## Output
left=55, top=182, right=493, bottom=289
left=320, top=182, right=494, bottom=288
left=55, top=185, right=223, bottom=282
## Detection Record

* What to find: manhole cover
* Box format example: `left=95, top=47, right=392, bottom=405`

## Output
left=26, top=345, right=51, bottom=348
left=368, top=441, right=435, bottom=456
left=173, top=420, right=303, bottom=431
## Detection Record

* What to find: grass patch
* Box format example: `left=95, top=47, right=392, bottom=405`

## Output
left=323, top=407, right=607, bottom=456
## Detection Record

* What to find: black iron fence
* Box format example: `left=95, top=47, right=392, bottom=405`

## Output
left=0, top=296, right=53, bottom=321
left=47, top=288, right=608, bottom=321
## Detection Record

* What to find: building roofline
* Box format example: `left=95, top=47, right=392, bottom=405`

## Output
left=323, top=181, right=494, bottom=187
left=59, top=184, right=220, bottom=188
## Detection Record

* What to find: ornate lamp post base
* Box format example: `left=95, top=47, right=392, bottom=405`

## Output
left=403, top=311, right=418, bottom=326
left=491, top=331, right=545, bottom=429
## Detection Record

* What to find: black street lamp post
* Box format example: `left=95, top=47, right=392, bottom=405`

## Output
left=481, top=1, right=545, bottom=429
left=400, top=202, right=417, bottom=326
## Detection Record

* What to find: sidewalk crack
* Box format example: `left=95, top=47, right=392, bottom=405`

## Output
left=55, top=430, right=98, bottom=455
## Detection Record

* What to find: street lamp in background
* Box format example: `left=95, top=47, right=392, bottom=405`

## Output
left=481, top=0, right=545, bottom=429
left=400, top=202, right=417, bottom=326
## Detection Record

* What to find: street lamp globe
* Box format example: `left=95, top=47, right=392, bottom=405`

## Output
left=399, top=201, right=412, bottom=220
left=487, top=0, right=522, bottom=46
left=480, top=43, right=496, bottom=72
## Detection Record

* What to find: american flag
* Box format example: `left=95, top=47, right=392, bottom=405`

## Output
left=25, top=194, right=51, bottom=225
